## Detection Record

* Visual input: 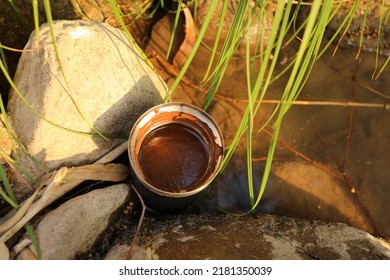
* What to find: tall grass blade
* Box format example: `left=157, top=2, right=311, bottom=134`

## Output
left=356, top=0, right=371, bottom=59
left=0, top=45, right=9, bottom=73
left=372, top=0, right=389, bottom=79
left=220, top=0, right=287, bottom=171
left=251, top=0, right=331, bottom=211
left=246, top=0, right=293, bottom=210
left=163, top=0, right=218, bottom=102
left=324, top=0, right=359, bottom=57
left=32, top=0, right=40, bottom=44
left=0, top=157, right=17, bottom=204
left=246, top=8, right=254, bottom=206
left=0, top=187, right=18, bottom=209
left=107, top=0, right=155, bottom=69
left=24, top=224, right=41, bottom=259
left=0, top=90, right=19, bottom=158
left=0, top=149, right=37, bottom=185
left=166, top=0, right=183, bottom=61
left=203, top=0, right=250, bottom=110
left=0, top=163, right=41, bottom=258
left=0, top=163, right=19, bottom=209
left=374, top=55, right=390, bottom=80
left=0, top=43, right=30, bottom=53
left=201, top=0, right=229, bottom=82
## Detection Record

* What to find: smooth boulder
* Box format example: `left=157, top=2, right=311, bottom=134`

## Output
left=7, top=20, right=167, bottom=186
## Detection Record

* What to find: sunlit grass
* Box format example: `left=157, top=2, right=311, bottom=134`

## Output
left=0, top=164, right=18, bottom=207
left=163, top=0, right=218, bottom=101
left=201, top=0, right=228, bottom=82
left=187, top=0, right=380, bottom=212
left=203, top=0, right=252, bottom=110
left=166, top=0, right=184, bottom=60
left=32, top=0, right=40, bottom=44
left=107, top=0, right=155, bottom=69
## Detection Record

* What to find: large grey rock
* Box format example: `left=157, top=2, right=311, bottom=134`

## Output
left=7, top=20, right=166, bottom=185
left=108, top=214, right=390, bottom=260
left=30, top=183, right=130, bottom=260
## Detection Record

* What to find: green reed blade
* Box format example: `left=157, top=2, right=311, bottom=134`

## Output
left=251, top=0, right=332, bottom=211
left=107, top=0, right=155, bottom=70
left=32, top=0, right=40, bottom=44
left=166, top=0, right=183, bottom=61
left=163, top=0, right=219, bottom=102
left=0, top=90, right=19, bottom=158
left=24, top=224, right=41, bottom=259
left=372, top=0, right=389, bottom=79
left=0, top=163, right=17, bottom=206
left=203, top=0, right=250, bottom=110
left=0, top=149, right=38, bottom=185
left=201, top=0, right=229, bottom=82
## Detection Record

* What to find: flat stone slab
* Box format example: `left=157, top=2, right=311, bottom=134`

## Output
left=108, top=214, right=390, bottom=260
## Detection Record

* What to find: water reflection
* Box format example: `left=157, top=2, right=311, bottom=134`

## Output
left=206, top=49, right=388, bottom=237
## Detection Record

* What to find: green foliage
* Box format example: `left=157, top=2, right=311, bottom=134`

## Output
left=107, top=0, right=155, bottom=69
left=194, top=0, right=330, bottom=211
left=0, top=164, right=18, bottom=208
left=166, top=0, right=184, bottom=60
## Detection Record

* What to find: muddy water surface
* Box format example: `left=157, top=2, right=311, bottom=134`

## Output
left=138, top=123, right=209, bottom=192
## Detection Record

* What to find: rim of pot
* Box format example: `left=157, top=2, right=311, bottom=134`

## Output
left=128, top=102, right=224, bottom=198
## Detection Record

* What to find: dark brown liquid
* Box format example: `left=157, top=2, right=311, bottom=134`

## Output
left=138, top=123, right=209, bottom=192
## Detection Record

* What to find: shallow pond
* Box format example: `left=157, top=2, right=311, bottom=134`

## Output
left=146, top=13, right=390, bottom=238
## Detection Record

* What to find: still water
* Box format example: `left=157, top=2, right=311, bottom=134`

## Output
left=146, top=14, right=390, bottom=237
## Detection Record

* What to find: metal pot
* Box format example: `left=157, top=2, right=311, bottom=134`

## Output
left=128, top=102, right=224, bottom=212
